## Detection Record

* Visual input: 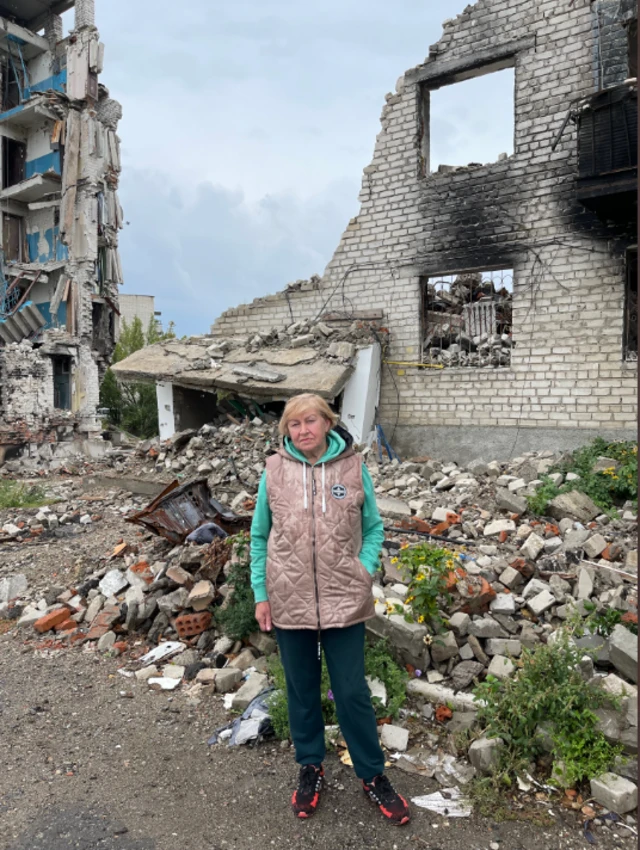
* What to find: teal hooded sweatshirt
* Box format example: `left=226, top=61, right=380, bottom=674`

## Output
left=250, top=430, right=384, bottom=604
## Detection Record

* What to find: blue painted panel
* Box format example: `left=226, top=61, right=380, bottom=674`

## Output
left=35, top=301, right=68, bottom=329
left=25, top=150, right=61, bottom=178
left=27, top=227, right=69, bottom=263
left=0, top=103, right=25, bottom=121
left=25, top=70, right=67, bottom=97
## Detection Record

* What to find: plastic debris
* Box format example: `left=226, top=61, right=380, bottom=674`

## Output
left=411, top=786, right=472, bottom=818
left=208, top=688, right=275, bottom=746
left=137, top=641, right=185, bottom=667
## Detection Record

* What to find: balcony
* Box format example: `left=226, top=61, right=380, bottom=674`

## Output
left=576, top=82, right=637, bottom=220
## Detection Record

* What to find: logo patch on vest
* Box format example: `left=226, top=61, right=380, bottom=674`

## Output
left=331, top=483, right=347, bottom=500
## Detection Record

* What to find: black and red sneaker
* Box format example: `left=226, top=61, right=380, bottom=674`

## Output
left=362, top=774, right=411, bottom=825
left=291, top=764, right=324, bottom=818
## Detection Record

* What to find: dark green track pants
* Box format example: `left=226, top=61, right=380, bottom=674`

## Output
left=274, top=623, right=385, bottom=782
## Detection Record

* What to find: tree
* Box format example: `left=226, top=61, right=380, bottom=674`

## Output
left=99, top=316, right=175, bottom=438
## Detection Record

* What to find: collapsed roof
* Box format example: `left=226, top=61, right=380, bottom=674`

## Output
left=111, top=319, right=388, bottom=401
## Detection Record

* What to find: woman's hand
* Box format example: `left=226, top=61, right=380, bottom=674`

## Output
left=255, top=601, right=272, bottom=632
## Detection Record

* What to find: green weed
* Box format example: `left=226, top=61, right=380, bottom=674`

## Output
left=526, top=438, right=637, bottom=517
left=473, top=632, right=622, bottom=789
left=0, top=480, right=50, bottom=509
left=213, top=532, right=258, bottom=641
left=391, top=542, right=457, bottom=632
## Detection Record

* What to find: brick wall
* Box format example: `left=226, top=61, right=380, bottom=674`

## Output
left=210, top=0, right=637, bottom=458
left=594, top=0, right=637, bottom=89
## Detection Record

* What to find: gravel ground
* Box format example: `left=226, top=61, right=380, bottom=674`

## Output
left=0, top=478, right=636, bottom=850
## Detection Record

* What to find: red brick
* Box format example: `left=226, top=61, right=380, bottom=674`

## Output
left=85, top=607, right=121, bottom=641
left=510, top=557, right=535, bottom=579
left=129, top=561, right=154, bottom=585
left=622, top=612, right=638, bottom=625
left=34, top=608, right=71, bottom=634
left=54, top=618, right=77, bottom=632
left=174, top=611, right=212, bottom=639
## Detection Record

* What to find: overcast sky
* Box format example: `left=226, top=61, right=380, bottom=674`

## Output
left=65, top=1, right=513, bottom=336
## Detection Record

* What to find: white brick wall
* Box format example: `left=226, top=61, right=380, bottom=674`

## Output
left=209, top=0, right=637, bottom=452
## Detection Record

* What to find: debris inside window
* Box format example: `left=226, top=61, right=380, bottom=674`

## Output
left=421, top=270, right=513, bottom=368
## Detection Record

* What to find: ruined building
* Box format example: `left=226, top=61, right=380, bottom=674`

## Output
left=0, top=0, right=123, bottom=462
left=116, top=0, right=637, bottom=461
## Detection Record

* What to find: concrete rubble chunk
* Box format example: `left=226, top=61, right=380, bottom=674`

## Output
left=376, top=496, right=412, bottom=518
left=520, top=532, right=545, bottom=561
left=0, top=574, right=28, bottom=603
left=468, top=617, right=504, bottom=639
left=407, top=680, right=479, bottom=712
left=526, top=589, right=556, bottom=616
left=187, top=580, right=215, bottom=612
left=327, top=341, right=355, bottom=358
left=249, top=631, right=277, bottom=655
left=381, top=724, right=409, bottom=752
left=451, top=660, right=485, bottom=691
left=547, top=491, right=600, bottom=524
left=490, top=594, right=516, bottom=615
left=522, top=578, right=548, bottom=600
left=448, top=611, right=470, bottom=637
left=214, top=667, right=244, bottom=693
left=484, top=519, right=516, bottom=537
left=583, top=534, right=607, bottom=559
left=468, top=737, right=504, bottom=774
left=575, top=566, right=594, bottom=600
left=608, top=624, right=638, bottom=683
left=590, top=773, right=637, bottom=814
left=495, top=488, right=528, bottom=515
left=498, top=565, right=524, bottom=590
left=485, top=639, right=522, bottom=657
left=231, top=672, right=269, bottom=710
left=98, top=570, right=129, bottom=597
left=430, top=630, right=460, bottom=664
left=487, top=655, right=515, bottom=680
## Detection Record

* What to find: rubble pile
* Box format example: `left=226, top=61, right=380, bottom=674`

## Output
left=423, top=272, right=512, bottom=368
left=1, top=429, right=637, bottom=816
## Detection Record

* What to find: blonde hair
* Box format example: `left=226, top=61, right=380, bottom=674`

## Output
left=278, top=393, right=339, bottom=436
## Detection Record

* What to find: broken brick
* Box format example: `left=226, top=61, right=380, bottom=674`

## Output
left=34, top=608, right=71, bottom=634
left=129, top=560, right=154, bottom=585
left=85, top=607, right=121, bottom=641
left=173, top=611, right=212, bottom=639
left=54, top=618, right=77, bottom=632
left=510, top=557, right=535, bottom=579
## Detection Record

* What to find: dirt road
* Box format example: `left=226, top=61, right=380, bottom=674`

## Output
left=1, top=632, right=633, bottom=850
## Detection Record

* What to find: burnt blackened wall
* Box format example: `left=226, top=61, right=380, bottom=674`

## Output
left=593, top=0, right=637, bottom=90
left=210, top=0, right=638, bottom=460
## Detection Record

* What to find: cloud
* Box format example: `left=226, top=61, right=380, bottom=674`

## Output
left=118, top=169, right=359, bottom=337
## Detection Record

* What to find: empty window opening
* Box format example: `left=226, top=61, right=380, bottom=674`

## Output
left=624, top=248, right=637, bottom=361
left=421, top=66, right=515, bottom=174
left=420, top=270, right=513, bottom=368
left=3, top=139, right=26, bottom=188
left=52, top=355, right=72, bottom=410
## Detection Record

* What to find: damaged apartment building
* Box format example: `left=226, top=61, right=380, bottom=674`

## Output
left=0, top=0, right=123, bottom=462
left=115, top=0, right=637, bottom=461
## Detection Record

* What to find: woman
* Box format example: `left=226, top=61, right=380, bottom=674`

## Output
left=250, top=392, right=410, bottom=825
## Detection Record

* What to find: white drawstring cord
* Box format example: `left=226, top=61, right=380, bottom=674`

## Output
left=322, top=463, right=326, bottom=514
left=303, top=464, right=308, bottom=510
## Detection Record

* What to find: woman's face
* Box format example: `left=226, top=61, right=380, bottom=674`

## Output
left=287, top=408, right=331, bottom=457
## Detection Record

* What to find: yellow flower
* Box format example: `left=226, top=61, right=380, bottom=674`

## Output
left=390, top=557, right=399, bottom=565
left=417, top=615, right=425, bottom=624
left=400, top=542, right=409, bottom=550
left=406, top=595, right=415, bottom=603
left=416, top=573, right=425, bottom=582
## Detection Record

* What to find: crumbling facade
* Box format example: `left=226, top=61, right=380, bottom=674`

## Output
left=0, top=0, right=123, bottom=461
left=209, top=0, right=637, bottom=461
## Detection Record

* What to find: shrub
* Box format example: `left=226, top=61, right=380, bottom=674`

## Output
left=213, top=533, right=258, bottom=641
left=473, top=632, right=622, bottom=788
left=391, top=542, right=457, bottom=632
left=526, top=438, right=637, bottom=517
left=267, top=637, right=407, bottom=741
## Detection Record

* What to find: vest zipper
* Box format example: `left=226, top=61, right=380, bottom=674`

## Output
left=310, top=468, right=321, bottom=657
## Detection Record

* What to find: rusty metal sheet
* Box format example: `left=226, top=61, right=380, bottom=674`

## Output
left=125, top=478, right=250, bottom=545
